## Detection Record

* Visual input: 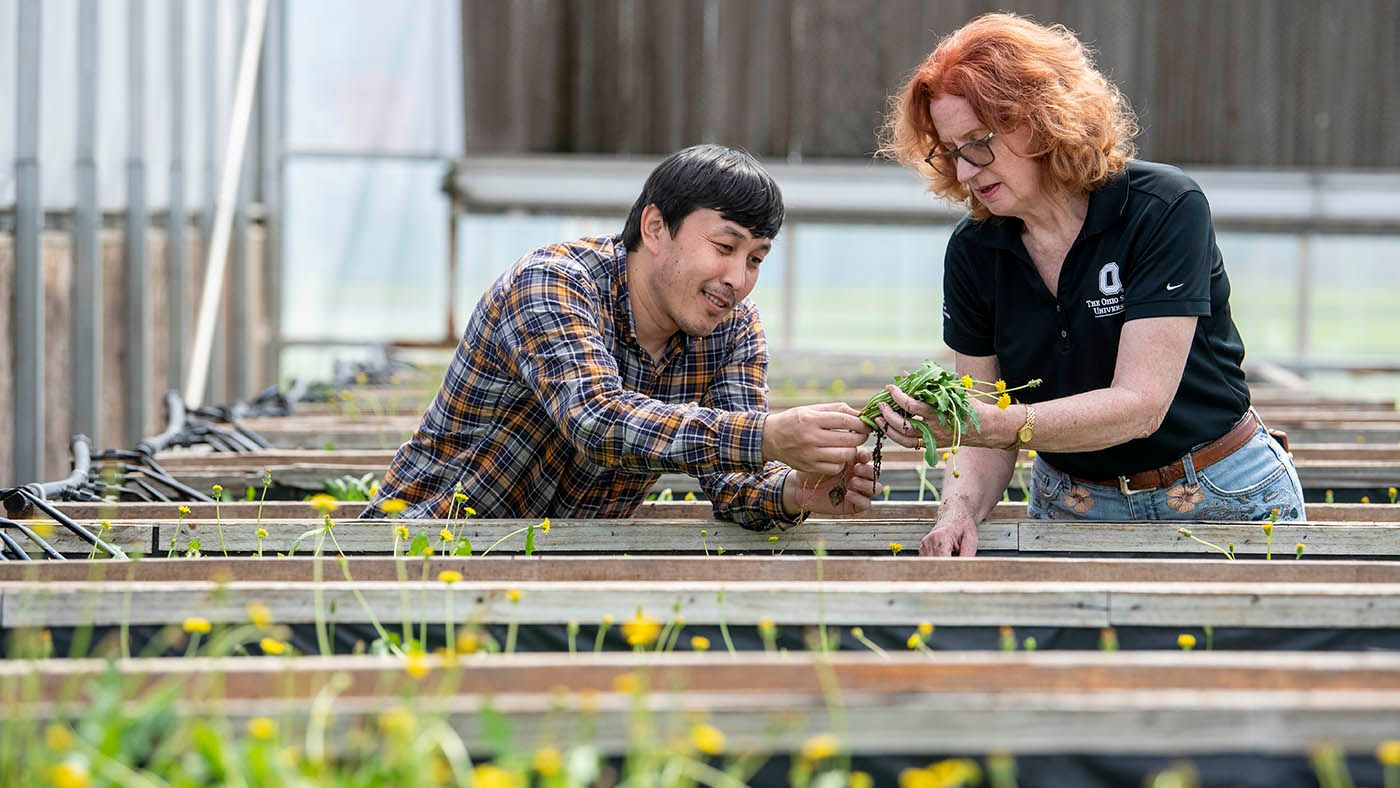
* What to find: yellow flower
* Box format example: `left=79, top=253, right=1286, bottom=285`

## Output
left=534, top=746, right=563, bottom=776
left=1262, top=520, right=1274, bottom=536
left=310, top=493, right=339, bottom=513
left=247, top=602, right=273, bottom=628
left=1296, top=542, right=1306, bottom=558
left=801, top=732, right=839, bottom=761
left=454, top=491, right=469, bottom=503
left=380, top=498, right=408, bottom=515
left=929, top=758, right=984, bottom=786
left=378, top=707, right=416, bottom=738
left=506, top=589, right=524, bottom=603
left=439, top=569, right=463, bottom=584
left=464, top=507, right=478, bottom=516
left=1390, top=486, right=1397, bottom=496
left=211, top=484, right=223, bottom=494
left=183, top=617, right=212, bottom=635
left=1377, top=740, right=1400, bottom=765
left=851, top=771, right=875, bottom=788
left=1362, top=496, right=1371, bottom=504
left=439, top=528, right=454, bottom=543
left=757, top=617, right=777, bottom=636
left=471, top=764, right=517, bottom=788
left=247, top=716, right=278, bottom=740
left=47, top=761, right=89, bottom=788
left=259, top=637, right=286, bottom=655
left=178, top=505, right=191, bottom=516
left=995, top=393, right=1011, bottom=410
left=1177, top=633, right=1197, bottom=651
left=899, top=768, right=938, bottom=788
left=995, top=379, right=1007, bottom=392
left=44, top=723, right=73, bottom=752
left=404, top=652, right=430, bottom=679
left=622, top=607, right=662, bottom=647
left=691, top=635, right=711, bottom=651
left=255, top=527, right=268, bottom=539
left=1027, top=450, right=1037, bottom=459
left=960, top=375, right=974, bottom=389
left=540, top=517, right=550, bottom=534
left=612, top=672, right=643, bottom=694
left=889, top=542, right=904, bottom=556
left=456, top=630, right=482, bottom=654
left=601, top=613, right=615, bottom=626
left=691, top=722, right=727, bottom=755
left=907, top=633, right=923, bottom=649
left=917, top=621, right=934, bottom=636
left=395, top=524, right=410, bottom=541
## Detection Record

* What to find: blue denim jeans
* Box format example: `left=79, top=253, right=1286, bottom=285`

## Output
left=1027, top=423, right=1306, bottom=522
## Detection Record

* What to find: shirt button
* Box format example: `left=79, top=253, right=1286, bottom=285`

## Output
left=1056, top=304, right=1062, bottom=312
left=1060, top=329, right=1068, bottom=338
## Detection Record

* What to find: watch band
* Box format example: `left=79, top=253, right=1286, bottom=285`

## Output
left=1010, top=404, right=1036, bottom=449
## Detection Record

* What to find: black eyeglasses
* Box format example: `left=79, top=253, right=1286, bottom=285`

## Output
left=923, top=131, right=997, bottom=178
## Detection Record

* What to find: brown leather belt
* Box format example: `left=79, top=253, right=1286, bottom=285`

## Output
left=1076, top=410, right=1259, bottom=495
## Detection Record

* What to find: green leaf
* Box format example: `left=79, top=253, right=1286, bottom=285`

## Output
left=524, top=522, right=536, bottom=556
left=455, top=538, right=473, bottom=557
left=408, top=530, right=430, bottom=557
left=910, top=419, right=941, bottom=467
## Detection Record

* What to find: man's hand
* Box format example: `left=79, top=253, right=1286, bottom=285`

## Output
left=920, top=511, right=979, bottom=556
left=762, top=403, right=871, bottom=476
left=782, top=448, right=878, bottom=516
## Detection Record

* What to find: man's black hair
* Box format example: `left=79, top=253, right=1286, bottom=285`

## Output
left=621, top=144, right=784, bottom=252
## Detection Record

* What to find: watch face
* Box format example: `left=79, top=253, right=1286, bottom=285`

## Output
left=1019, top=426, right=1034, bottom=443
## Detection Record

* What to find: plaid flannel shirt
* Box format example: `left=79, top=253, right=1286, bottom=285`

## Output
left=363, top=234, right=796, bottom=530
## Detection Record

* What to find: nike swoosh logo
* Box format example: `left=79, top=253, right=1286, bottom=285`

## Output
left=1166, top=282, right=1185, bottom=291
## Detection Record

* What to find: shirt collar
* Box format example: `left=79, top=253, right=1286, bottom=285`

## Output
left=958, top=167, right=1131, bottom=251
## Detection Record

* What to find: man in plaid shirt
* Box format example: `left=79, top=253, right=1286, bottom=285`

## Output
left=364, top=145, right=876, bottom=530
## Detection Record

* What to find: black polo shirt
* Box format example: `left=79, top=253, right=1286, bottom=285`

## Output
left=942, top=159, right=1250, bottom=480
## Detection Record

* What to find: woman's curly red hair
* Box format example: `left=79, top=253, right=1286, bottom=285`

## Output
left=880, top=13, right=1139, bottom=220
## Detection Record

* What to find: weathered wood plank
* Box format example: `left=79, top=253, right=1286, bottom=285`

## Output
left=0, top=579, right=1110, bottom=628
left=1017, top=521, right=1400, bottom=557
left=32, top=499, right=1400, bottom=524
left=15, top=518, right=1400, bottom=558
left=9, top=651, right=1400, bottom=700
left=6, top=580, right=1400, bottom=629
left=5, top=556, right=1399, bottom=585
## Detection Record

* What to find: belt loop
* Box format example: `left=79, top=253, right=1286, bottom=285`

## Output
left=1182, top=451, right=1199, bottom=487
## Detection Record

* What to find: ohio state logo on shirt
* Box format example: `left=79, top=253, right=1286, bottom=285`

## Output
left=1087, top=261, right=1125, bottom=317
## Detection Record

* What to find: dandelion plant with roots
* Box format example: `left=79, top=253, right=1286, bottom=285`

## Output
left=835, top=360, right=1041, bottom=501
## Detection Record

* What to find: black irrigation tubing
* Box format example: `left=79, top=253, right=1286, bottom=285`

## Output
left=0, top=527, right=31, bottom=561
left=0, top=516, right=66, bottom=560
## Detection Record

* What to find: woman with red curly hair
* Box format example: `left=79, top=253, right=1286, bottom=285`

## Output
left=876, top=13, right=1304, bottom=556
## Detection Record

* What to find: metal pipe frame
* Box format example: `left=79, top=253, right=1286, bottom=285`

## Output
left=167, top=0, right=189, bottom=392
left=231, top=1, right=254, bottom=402
left=13, top=0, right=44, bottom=484
left=201, top=0, right=222, bottom=404
left=260, top=0, right=286, bottom=391
left=124, top=0, right=151, bottom=445
left=72, top=0, right=102, bottom=449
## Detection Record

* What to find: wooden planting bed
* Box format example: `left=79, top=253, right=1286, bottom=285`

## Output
left=6, top=653, right=1400, bottom=757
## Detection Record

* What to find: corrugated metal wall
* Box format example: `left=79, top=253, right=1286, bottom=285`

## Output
left=460, top=0, right=1399, bottom=167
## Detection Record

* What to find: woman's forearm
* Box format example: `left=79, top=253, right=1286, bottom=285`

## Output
left=936, top=446, right=1017, bottom=524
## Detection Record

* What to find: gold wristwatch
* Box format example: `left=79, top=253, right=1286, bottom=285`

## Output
left=1012, top=404, right=1035, bottom=449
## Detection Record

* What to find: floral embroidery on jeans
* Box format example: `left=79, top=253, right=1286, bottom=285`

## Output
left=1166, top=483, right=1205, bottom=513
left=1063, top=486, right=1095, bottom=514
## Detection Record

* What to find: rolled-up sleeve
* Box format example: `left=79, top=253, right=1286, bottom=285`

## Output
left=693, top=304, right=799, bottom=531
